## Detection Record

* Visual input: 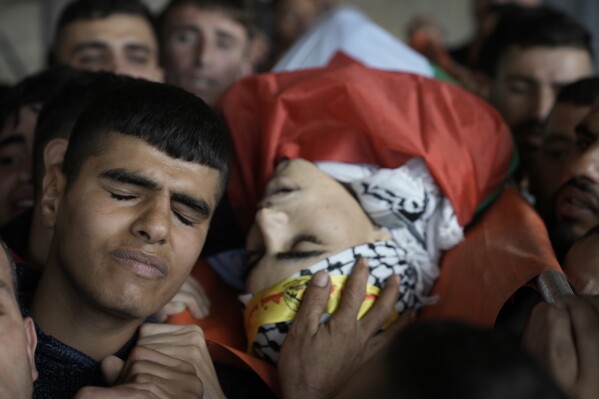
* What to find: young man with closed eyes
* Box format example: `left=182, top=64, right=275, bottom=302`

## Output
left=25, top=78, right=227, bottom=397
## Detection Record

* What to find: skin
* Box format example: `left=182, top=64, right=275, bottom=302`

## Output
left=0, top=105, right=39, bottom=227
left=275, top=0, right=321, bottom=49
left=563, top=231, right=599, bottom=295
left=529, top=102, right=591, bottom=219
left=30, top=132, right=221, bottom=360
left=0, top=247, right=38, bottom=399
left=552, top=102, right=599, bottom=252
left=490, top=46, right=593, bottom=174
left=54, top=14, right=163, bottom=82
left=245, top=159, right=390, bottom=293
left=162, top=4, right=252, bottom=106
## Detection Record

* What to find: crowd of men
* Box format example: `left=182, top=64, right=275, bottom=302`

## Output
left=2, top=0, right=599, bottom=398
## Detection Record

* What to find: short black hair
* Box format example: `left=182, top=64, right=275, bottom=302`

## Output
left=378, top=321, right=567, bottom=399
left=0, top=240, right=18, bottom=301
left=62, top=79, right=231, bottom=199
left=33, top=70, right=132, bottom=197
left=50, top=0, right=158, bottom=66
left=158, top=0, right=256, bottom=40
left=0, top=66, right=81, bottom=129
left=556, top=76, right=599, bottom=107
left=478, top=5, right=593, bottom=77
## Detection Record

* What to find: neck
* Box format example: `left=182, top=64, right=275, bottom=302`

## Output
left=27, top=203, right=51, bottom=270
left=30, top=256, right=142, bottom=361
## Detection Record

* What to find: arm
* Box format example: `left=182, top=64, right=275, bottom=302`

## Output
left=277, top=258, right=413, bottom=399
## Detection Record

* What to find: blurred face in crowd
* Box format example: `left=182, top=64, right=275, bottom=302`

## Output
left=42, top=133, right=221, bottom=319
left=0, top=105, right=38, bottom=227
left=162, top=3, right=252, bottom=105
left=551, top=102, right=599, bottom=259
left=54, top=14, right=163, bottom=82
left=490, top=46, right=593, bottom=172
left=275, top=0, right=322, bottom=49
left=245, top=159, right=389, bottom=293
left=0, top=246, right=38, bottom=399
left=529, top=102, right=591, bottom=219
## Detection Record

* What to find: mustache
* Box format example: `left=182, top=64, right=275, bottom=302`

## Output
left=557, top=177, right=599, bottom=201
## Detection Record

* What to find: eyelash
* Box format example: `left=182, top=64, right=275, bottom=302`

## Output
left=110, top=192, right=194, bottom=227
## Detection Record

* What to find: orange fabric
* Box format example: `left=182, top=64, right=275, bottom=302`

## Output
left=420, top=187, right=562, bottom=326
left=218, top=53, right=513, bottom=232
left=168, top=260, right=279, bottom=395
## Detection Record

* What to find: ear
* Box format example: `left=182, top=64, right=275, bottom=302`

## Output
left=23, top=317, right=38, bottom=382
left=43, top=138, right=68, bottom=173
left=41, top=164, right=66, bottom=229
left=373, top=227, right=392, bottom=242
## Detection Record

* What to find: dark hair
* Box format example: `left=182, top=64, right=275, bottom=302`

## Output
left=556, top=76, right=599, bottom=106
left=0, top=240, right=18, bottom=301
left=62, top=78, right=231, bottom=198
left=478, top=5, right=593, bottom=77
left=50, top=0, right=158, bottom=66
left=0, top=66, right=82, bottom=128
left=159, top=0, right=256, bottom=40
left=32, top=70, right=132, bottom=197
left=375, top=321, right=566, bottom=399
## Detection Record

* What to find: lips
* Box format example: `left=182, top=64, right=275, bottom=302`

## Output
left=111, top=249, right=168, bottom=280
left=9, top=186, right=34, bottom=211
left=556, top=184, right=599, bottom=221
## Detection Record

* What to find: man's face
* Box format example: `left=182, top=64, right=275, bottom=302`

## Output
left=529, top=102, right=591, bottom=219
left=490, top=46, right=593, bottom=170
left=0, top=248, right=37, bottom=399
left=245, top=159, right=389, bottom=293
left=43, top=133, right=220, bottom=319
left=162, top=4, right=252, bottom=106
left=0, top=105, right=38, bottom=227
left=55, top=14, right=163, bottom=82
left=551, top=102, right=599, bottom=259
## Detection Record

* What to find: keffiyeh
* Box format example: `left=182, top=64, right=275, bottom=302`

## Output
left=242, top=158, right=463, bottom=364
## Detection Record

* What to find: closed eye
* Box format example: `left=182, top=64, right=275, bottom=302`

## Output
left=110, top=192, right=137, bottom=201
left=174, top=211, right=193, bottom=226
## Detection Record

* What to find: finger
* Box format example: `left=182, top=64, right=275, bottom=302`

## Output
left=137, top=324, right=206, bottom=347
left=291, top=271, right=331, bottom=335
left=101, top=355, right=126, bottom=386
left=360, top=274, right=401, bottom=336
left=333, top=258, right=369, bottom=322
left=184, top=277, right=211, bottom=308
left=564, top=296, right=599, bottom=382
left=155, top=302, right=187, bottom=322
left=119, top=346, right=196, bottom=383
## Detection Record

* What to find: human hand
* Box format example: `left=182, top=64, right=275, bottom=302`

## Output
left=74, top=346, right=203, bottom=399
left=277, top=258, right=414, bottom=399
left=523, top=295, right=599, bottom=399
left=136, top=323, right=225, bottom=399
left=155, top=276, right=210, bottom=322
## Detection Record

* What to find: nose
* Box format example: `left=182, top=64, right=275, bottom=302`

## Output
left=131, top=197, right=170, bottom=245
left=255, top=208, right=289, bottom=254
left=567, top=142, right=599, bottom=182
left=17, top=158, right=32, bottom=183
left=532, top=86, right=556, bottom=122
left=194, top=37, right=215, bottom=67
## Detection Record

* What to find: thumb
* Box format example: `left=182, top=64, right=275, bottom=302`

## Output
left=101, top=355, right=125, bottom=386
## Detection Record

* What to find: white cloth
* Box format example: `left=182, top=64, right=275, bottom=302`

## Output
left=273, top=5, right=434, bottom=76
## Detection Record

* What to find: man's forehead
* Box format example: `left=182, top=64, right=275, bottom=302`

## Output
left=166, top=4, right=248, bottom=38
left=500, top=45, right=593, bottom=73
left=61, top=14, right=158, bottom=48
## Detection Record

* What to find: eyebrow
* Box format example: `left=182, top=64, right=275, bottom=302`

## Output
left=215, top=29, right=237, bottom=42
left=100, top=169, right=159, bottom=190
left=172, top=192, right=211, bottom=219
left=71, top=41, right=109, bottom=55
left=101, top=168, right=211, bottom=218
left=0, top=134, right=25, bottom=148
left=123, top=43, right=151, bottom=54
left=575, top=123, right=598, bottom=138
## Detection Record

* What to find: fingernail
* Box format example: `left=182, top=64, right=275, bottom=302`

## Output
left=311, top=271, right=329, bottom=288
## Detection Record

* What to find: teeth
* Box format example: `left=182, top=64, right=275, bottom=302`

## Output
left=16, top=199, right=33, bottom=208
